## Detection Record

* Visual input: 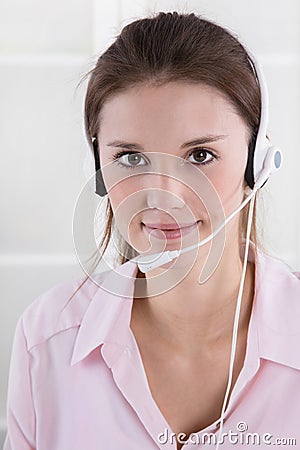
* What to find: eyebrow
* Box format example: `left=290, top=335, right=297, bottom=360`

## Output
left=106, top=134, right=228, bottom=150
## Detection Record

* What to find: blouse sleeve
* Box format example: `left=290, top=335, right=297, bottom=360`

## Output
left=3, top=316, right=36, bottom=450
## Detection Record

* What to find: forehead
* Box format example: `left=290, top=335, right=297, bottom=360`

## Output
left=98, top=82, right=247, bottom=141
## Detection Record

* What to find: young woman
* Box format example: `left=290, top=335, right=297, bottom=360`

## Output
left=4, top=11, right=300, bottom=450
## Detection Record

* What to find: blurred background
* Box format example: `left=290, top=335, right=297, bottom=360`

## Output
left=0, top=0, right=299, bottom=443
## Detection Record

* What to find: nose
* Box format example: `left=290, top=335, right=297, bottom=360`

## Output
left=146, top=175, right=185, bottom=211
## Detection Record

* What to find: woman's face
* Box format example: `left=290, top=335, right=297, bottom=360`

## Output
left=97, top=82, right=250, bottom=257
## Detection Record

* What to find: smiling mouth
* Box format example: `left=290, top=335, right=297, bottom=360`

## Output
left=142, top=220, right=202, bottom=240
left=142, top=220, right=201, bottom=230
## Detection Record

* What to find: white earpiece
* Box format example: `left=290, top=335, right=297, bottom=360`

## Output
left=254, top=145, right=282, bottom=189
left=248, top=53, right=283, bottom=189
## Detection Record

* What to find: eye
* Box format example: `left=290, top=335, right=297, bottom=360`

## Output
left=187, top=148, right=216, bottom=166
left=111, top=148, right=218, bottom=169
left=112, top=151, right=148, bottom=169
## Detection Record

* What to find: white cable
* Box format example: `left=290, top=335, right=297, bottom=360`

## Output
left=215, top=190, right=256, bottom=450
left=180, top=187, right=257, bottom=255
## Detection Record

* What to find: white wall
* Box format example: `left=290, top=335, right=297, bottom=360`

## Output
left=1, top=0, right=299, bottom=443
left=0, top=0, right=95, bottom=442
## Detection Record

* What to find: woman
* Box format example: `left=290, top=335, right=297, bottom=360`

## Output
left=4, top=11, right=300, bottom=450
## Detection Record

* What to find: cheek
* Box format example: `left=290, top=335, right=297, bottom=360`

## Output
left=108, top=180, right=150, bottom=253
left=108, top=179, right=143, bottom=223
left=108, top=187, right=126, bottom=213
left=212, top=150, right=248, bottom=191
left=202, top=157, right=248, bottom=218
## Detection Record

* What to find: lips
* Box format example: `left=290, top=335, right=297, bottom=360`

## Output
left=143, top=221, right=200, bottom=230
left=142, top=220, right=201, bottom=240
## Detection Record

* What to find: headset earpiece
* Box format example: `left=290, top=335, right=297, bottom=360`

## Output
left=245, top=134, right=256, bottom=189
left=253, top=145, right=282, bottom=190
left=245, top=52, right=282, bottom=191
left=92, top=138, right=108, bottom=197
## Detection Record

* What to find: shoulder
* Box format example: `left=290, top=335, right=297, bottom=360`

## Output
left=254, top=248, right=300, bottom=369
left=19, top=269, right=112, bottom=352
left=256, top=247, right=300, bottom=294
left=256, top=247, right=300, bottom=322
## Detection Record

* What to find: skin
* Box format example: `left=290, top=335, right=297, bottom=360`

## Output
left=97, top=81, right=255, bottom=448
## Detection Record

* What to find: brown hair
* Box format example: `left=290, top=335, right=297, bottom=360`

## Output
left=71, top=11, right=263, bottom=299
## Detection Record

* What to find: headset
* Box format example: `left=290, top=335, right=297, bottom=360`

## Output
left=85, top=50, right=282, bottom=449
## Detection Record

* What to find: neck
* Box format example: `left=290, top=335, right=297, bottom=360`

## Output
left=132, top=236, right=255, bottom=356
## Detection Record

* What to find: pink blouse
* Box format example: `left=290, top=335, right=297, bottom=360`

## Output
left=4, top=243, right=300, bottom=449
